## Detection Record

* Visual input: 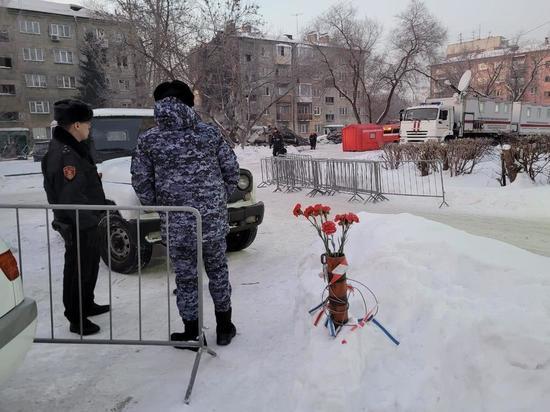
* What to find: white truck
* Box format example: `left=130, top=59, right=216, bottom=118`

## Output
left=400, top=71, right=550, bottom=143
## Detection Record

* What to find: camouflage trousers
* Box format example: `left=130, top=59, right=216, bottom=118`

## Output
left=170, top=237, right=232, bottom=321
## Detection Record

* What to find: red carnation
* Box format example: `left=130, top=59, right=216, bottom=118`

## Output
left=293, top=203, right=302, bottom=217
left=347, top=213, right=359, bottom=223
left=321, top=205, right=331, bottom=214
left=313, top=204, right=324, bottom=216
left=304, top=206, right=314, bottom=218
left=322, top=221, right=337, bottom=235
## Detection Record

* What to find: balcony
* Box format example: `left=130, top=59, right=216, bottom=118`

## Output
left=297, top=113, right=313, bottom=121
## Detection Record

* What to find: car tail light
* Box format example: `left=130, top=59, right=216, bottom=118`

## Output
left=0, top=250, right=20, bottom=281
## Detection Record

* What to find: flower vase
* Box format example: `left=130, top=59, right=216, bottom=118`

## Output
left=325, top=254, right=349, bottom=326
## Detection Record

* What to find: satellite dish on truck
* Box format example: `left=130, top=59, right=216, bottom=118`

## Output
left=457, top=70, right=472, bottom=93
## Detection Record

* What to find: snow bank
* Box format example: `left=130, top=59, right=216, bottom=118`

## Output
left=292, top=213, right=550, bottom=410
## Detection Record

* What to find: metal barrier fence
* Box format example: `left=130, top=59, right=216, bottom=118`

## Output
left=0, top=203, right=213, bottom=404
left=258, top=155, right=448, bottom=207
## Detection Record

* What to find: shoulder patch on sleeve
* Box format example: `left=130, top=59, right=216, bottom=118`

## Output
left=63, top=165, right=76, bottom=180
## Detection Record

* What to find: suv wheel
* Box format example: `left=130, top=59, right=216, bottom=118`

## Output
left=98, top=214, right=153, bottom=274
left=226, top=228, right=258, bottom=252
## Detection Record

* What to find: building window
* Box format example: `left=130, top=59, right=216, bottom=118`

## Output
left=326, top=113, right=335, bottom=122
left=537, top=108, right=542, bottom=118
left=478, top=63, right=488, bottom=71
left=119, top=79, right=130, bottom=90
left=279, top=46, right=286, bottom=57
left=479, top=102, right=485, bottom=113
left=32, top=127, right=48, bottom=139
left=20, top=21, right=40, bottom=35
left=313, top=88, right=321, bottom=97
left=0, top=29, right=9, bottom=42
left=0, top=57, right=13, bottom=68
left=526, top=107, right=531, bottom=117
left=117, top=55, right=128, bottom=68
left=545, top=91, right=550, bottom=98
left=299, top=123, right=308, bottom=133
left=29, top=101, right=50, bottom=114
left=53, top=49, right=73, bottom=64
left=264, top=87, right=270, bottom=96
left=0, top=85, right=16, bottom=95
left=0, top=112, right=19, bottom=122
left=547, top=109, right=550, bottom=118
left=339, top=107, right=349, bottom=116
left=495, top=104, right=500, bottom=113
left=530, top=87, right=536, bottom=94
left=325, top=96, right=334, bottom=104
left=278, top=84, right=289, bottom=96
left=50, top=24, right=71, bottom=38
left=298, top=84, right=312, bottom=97
left=263, top=108, right=270, bottom=116
left=249, top=94, right=257, bottom=102
left=23, top=48, right=45, bottom=62
left=545, top=76, right=550, bottom=83
left=25, top=74, right=47, bottom=88
left=503, top=104, right=509, bottom=113
left=315, top=124, right=322, bottom=134
left=57, top=75, right=76, bottom=88
left=313, top=106, right=320, bottom=115
left=245, top=54, right=252, bottom=62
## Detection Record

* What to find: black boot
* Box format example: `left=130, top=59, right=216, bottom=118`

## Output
left=86, top=303, right=110, bottom=317
left=215, top=308, right=237, bottom=346
left=69, top=318, right=100, bottom=336
left=170, top=319, right=206, bottom=351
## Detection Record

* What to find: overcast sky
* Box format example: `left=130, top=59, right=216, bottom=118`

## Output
left=50, top=0, right=550, bottom=45
left=257, top=0, right=550, bottom=44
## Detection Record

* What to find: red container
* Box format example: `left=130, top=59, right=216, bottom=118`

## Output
left=342, top=124, right=385, bottom=152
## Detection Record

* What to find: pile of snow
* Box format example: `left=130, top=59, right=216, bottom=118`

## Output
left=291, top=212, right=550, bottom=410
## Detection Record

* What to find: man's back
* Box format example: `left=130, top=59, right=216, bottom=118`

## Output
left=131, top=97, right=239, bottom=242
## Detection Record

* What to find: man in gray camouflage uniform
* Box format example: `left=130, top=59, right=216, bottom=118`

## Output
left=131, top=80, right=239, bottom=347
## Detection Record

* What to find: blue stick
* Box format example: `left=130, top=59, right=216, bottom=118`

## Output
left=372, top=318, right=400, bottom=346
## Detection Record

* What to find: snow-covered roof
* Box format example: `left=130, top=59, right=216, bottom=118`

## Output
left=93, top=108, right=153, bottom=118
left=239, top=32, right=298, bottom=44
left=443, top=43, right=550, bottom=64
left=0, top=127, right=30, bottom=132
left=3, top=0, right=95, bottom=18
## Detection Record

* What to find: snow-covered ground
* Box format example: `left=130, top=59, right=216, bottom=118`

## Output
left=0, top=143, right=549, bottom=411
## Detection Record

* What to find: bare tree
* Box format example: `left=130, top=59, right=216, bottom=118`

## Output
left=376, top=0, right=446, bottom=124
left=306, top=2, right=381, bottom=123
left=504, top=48, right=548, bottom=101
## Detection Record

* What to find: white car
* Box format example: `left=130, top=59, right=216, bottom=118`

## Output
left=0, top=237, right=37, bottom=384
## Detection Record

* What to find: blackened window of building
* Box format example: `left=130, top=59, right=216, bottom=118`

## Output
left=0, top=57, right=13, bottom=68
left=245, top=54, right=251, bottom=62
left=0, top=85, right=16, bottom=95
left=0, top=29, right=8, bottom=42
left=0, top=112, right=19, bottom=121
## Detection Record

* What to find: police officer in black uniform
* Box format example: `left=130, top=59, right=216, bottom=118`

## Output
left=42, top=99, right=109, bottom=335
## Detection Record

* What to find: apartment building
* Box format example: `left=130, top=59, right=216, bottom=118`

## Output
left=430, top=36, right=550, bottom=104
left=0, top=0, right=147, bottom=149
left=195, top=27, right=369, bottom=138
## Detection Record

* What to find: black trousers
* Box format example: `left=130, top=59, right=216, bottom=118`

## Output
left=62, top=227, right=100, bottom=323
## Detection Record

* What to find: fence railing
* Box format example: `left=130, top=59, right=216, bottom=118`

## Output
left=258, top=155, right=448, bottom=207
left=0, top=203, right=213, bottom=404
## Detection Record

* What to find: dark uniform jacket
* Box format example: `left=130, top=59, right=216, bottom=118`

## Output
left=42, top=126, right=107, bottom=230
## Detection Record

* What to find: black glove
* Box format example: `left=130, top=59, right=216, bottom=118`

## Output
left=52, top=220, right=74, bottom=245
